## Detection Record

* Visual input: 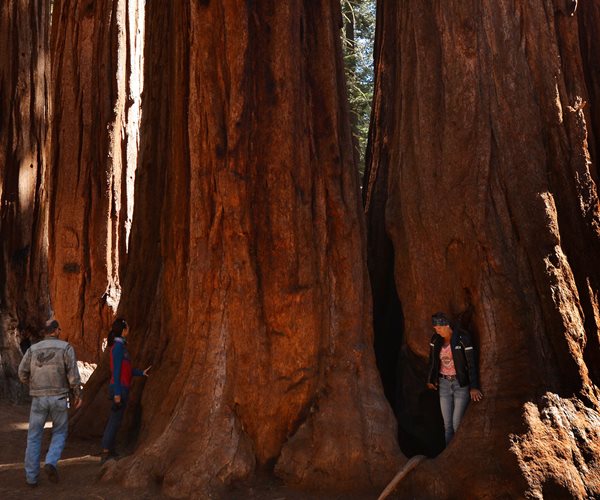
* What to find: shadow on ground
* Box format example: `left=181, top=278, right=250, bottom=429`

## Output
left=0, top=401, right=377, bottom=499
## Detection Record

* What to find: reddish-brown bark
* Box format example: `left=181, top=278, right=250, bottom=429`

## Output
left=48, top=0, right=143, bottom=362
left=366, top=1, right=600, bottom=498
left=578, top=1, right=600, bottom=192
left=74, top=1, right=402, bottom=497
left=0, top=0, right=52, bottom=399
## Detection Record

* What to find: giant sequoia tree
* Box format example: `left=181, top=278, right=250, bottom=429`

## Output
left=365, top=1, right=600, bottom=498
left=74, top=1, right=401, bottom=497
left=48, top=0, right=144, bottom=362
left=0, top=0, right=51, bottom=399
left=4, top=0, right=599, bottom=498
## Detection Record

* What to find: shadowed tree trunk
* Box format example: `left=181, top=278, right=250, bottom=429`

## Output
left=73, top=1, right=402, bottom=497
left=578, top=1, right=600, bottom=167
left=0, top=0, right=52, bottom=400
left=365, top=1, right=600, bottom=498
left=48, top=0, right=144, bottom=362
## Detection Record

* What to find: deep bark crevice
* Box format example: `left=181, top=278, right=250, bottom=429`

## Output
left=371, top=241, right=402, bottom=410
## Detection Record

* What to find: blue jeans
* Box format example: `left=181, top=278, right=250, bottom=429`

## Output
left=24, top=395, right=69, bottom=484
left=101, top=388, right=128, bottom=451
left=439, top=377, right=470, bottom=445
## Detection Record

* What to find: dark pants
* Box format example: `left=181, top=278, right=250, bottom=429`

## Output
left=101, top=388, right=128, bottom=451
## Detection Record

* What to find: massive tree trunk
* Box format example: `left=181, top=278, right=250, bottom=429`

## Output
left=48, top=0, right=144, bottom=362
left=365, top=1, right=600, bottom=498
left=74, top=1, right=401, bottom=497
left=0, top=0, right=52, bottom=400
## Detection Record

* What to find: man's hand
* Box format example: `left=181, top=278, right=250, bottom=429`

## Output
left=470, top=388, right=484, bottom=402
left=74, top=397, right=83, bottom=409
left=143, top=365, right=152, bottom=377
left=426, top=382, right=438, bottom=391
left=114, top=394, right=122, bottom=404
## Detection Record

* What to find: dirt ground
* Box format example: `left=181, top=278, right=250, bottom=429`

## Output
left=0, top=401, right=378, bottom=500
left=0, top=400, right=164, bottom=499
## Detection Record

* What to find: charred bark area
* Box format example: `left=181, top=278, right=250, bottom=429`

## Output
left=49, top=0, right=143, bottom=361
left=74, top=1, right=401, bottom=497
left=0, top=0, right=52, bottom=400
left=365, top=1, right=600, bottom=498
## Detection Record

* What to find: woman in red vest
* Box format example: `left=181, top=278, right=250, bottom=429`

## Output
left=100, top=318, right=150, bottom=464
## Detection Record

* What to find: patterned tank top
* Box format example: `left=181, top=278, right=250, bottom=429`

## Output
left=439, top=344, right=456, bottom=376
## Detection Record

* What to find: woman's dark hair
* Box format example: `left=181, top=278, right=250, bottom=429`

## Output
left=107, top=318, right=128, bottom=346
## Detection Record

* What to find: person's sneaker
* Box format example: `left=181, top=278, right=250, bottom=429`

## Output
left=44, top=463, right=59, bottom=483
left=26, top=481, right=38, bottom=488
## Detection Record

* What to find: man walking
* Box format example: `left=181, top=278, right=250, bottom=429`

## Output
left=18, top=319, right=82, bottom=487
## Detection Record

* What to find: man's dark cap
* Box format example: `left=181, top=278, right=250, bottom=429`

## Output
left=45, top=320, right=60, bottom=333
left=431, top=312, right=450, bottom=327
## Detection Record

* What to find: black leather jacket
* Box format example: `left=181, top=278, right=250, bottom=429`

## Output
left=427, top=328, right=480, bottom=389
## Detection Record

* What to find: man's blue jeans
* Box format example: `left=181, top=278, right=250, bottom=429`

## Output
left=101, top=388, right=128, bottom=452
left=439, top=377, right=470, bottom=445
left=24, top=395, right=69, bottom=484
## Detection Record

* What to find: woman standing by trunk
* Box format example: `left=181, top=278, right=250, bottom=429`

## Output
left=100, top=318, right=150, bottom=464
left=426, top=312, right=483, bottom=446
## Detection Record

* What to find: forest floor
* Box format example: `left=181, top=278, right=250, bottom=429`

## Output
left=0, top=400, right=375, bottom=500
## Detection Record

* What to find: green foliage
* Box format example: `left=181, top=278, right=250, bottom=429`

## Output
left=340, top=0, right=375, bottom=175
